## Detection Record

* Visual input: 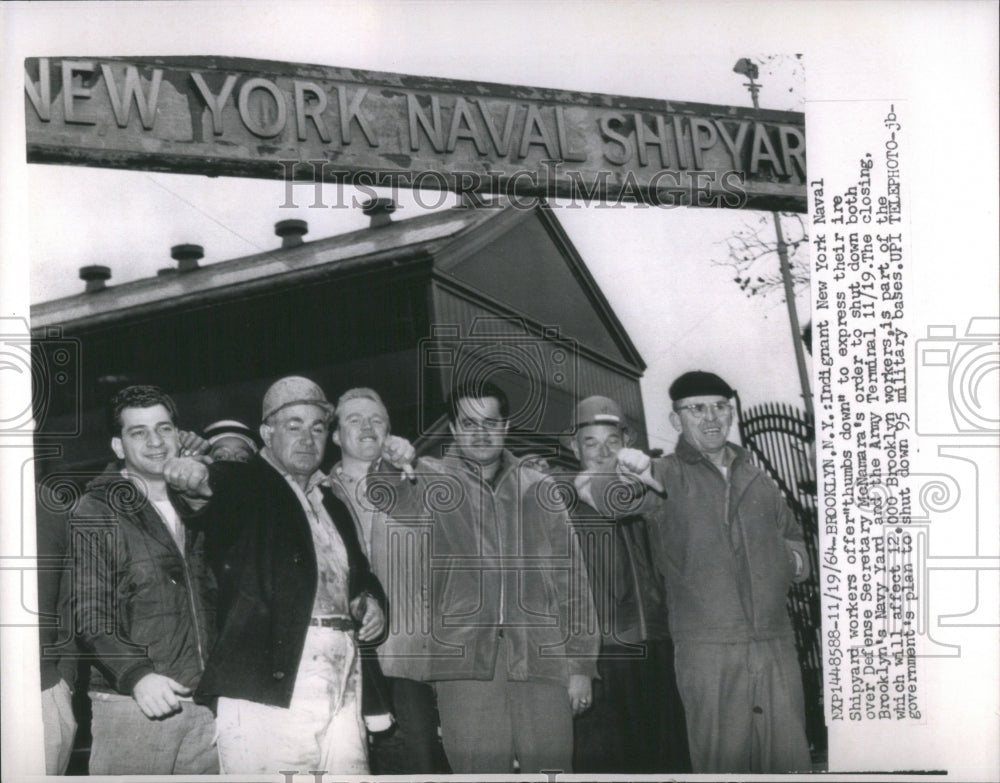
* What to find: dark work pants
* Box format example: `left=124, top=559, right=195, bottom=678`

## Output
left=573, top=638, right=692, bottom=774
left=369, top=677, right=450, bottom=774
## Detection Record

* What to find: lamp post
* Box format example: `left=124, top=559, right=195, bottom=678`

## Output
left=733, top=57, right=814, bottom=419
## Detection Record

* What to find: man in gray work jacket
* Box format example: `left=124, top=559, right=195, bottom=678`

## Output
left=650, top=371, right=811, bottom=774
left=371, top=380, right=598, bottom=774
left=327, top=386, right=448, bottom=774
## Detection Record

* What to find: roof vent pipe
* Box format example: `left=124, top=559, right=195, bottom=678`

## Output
left=171, top=244, right=204, bottom=273
left=362, top=197, right=396, bottom=228
left=275, top=219, right=308, bottom=248
left=79, top=265, right=111, bottom=293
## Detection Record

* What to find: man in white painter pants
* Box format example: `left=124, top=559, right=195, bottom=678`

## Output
left=165, top=376, right=386, bottom=774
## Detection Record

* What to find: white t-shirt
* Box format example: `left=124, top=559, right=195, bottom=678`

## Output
left=151, top=496, right=185, bottom=554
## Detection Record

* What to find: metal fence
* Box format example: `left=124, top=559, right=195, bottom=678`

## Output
left=737, top=399, right=826, bottom=756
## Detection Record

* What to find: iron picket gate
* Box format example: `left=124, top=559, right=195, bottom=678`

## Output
left=737, top=399, right=826, bottom=757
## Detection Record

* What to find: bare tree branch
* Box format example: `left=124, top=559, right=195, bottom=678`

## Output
left=714, top=212, right=809, bottom=301
left=716, top=55, right=809, bottom=302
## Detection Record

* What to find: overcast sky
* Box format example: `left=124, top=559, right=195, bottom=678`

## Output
left=16, top=2, right=811, bottom=453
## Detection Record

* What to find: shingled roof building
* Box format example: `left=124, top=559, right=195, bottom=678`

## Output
left=31, top=199, right=647, bottom=473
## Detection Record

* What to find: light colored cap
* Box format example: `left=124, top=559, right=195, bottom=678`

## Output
left=203, top=419, right=258, bottom=451
left=261, top=376, right=334, bottom=423
left=572, top=395, right=628, bottom=430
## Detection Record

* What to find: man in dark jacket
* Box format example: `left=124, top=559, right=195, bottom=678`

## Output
left=70, top=385, right=217, bottom=775
left=163, top=376, right=386, bottom=774
left=563, top=395, right=690, bottom=773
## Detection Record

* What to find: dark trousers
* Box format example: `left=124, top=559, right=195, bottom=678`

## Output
left=573, top=638, right=692, bottom=774
left=369, top=677, right=450, bottom=774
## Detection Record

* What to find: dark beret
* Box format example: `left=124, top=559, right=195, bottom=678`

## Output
left=669, top=371, right=735, bottom=401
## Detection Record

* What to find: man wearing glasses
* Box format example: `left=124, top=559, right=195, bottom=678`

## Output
left=651, top=371, right=811, bottom=774
left=372, top=380, right=598, bottom=774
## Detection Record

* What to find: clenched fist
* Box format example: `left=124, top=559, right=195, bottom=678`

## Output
left=132, top=673, right=191, bottom=719
left=381, top=435, right=415, bottom=479
left=177, top=430, right=211, bottom=457
left=568, top=674, right=593, bottom=716
left=615, top=447, right=663, bottom=493
left=163, top=456, right=213, bottom=497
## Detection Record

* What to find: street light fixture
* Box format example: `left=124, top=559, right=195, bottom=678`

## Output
left=733, top=58, right=761, bottom=108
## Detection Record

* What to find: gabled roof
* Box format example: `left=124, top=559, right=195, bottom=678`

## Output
left=432, top=204, right=646, bottom=371
left=30, top=201, right=644, bottom=372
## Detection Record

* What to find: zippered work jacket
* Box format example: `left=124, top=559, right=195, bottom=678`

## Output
left=566, top=481, right=671, bottom=651
left=369, top=448, right=599, bottom=686
left=650, top=438, right=805, bottom=644
left=70, top=465, right=216, bottom=696
left=330, top=469, right=431, bottom=681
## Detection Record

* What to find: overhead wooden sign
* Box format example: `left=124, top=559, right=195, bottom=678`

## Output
left=25, top=56, right=806, bottom=212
